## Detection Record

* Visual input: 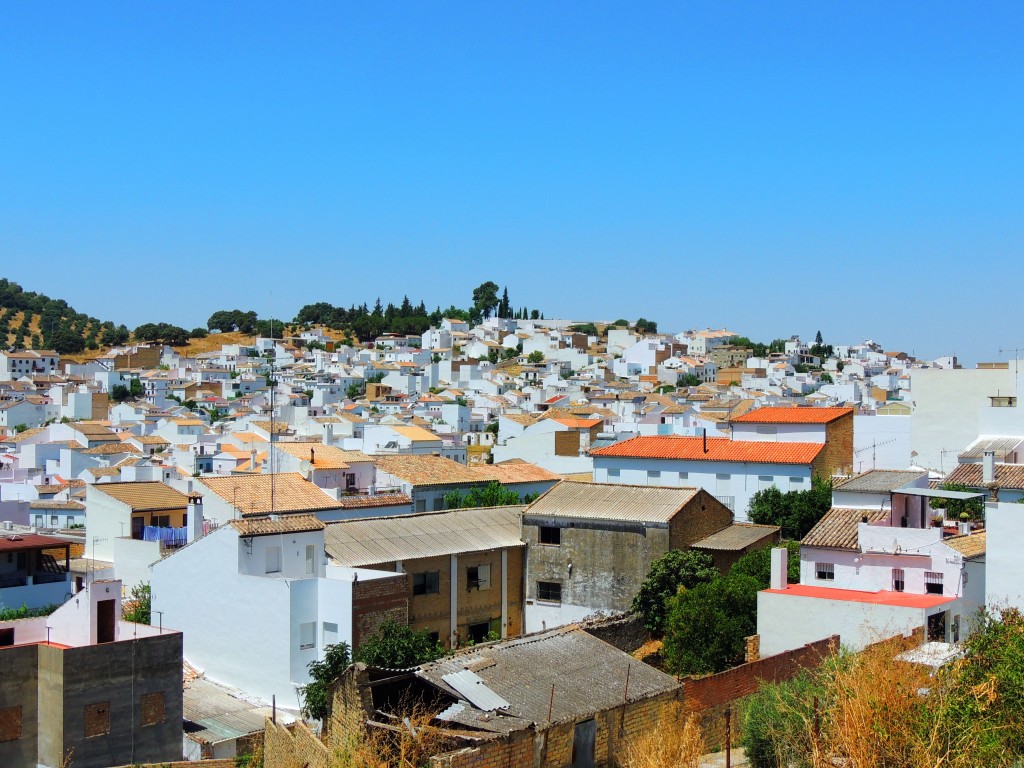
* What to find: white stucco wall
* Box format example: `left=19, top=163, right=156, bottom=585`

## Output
left=910, top=366, right=1013, bottom=472
left=757, top=590, right=928, bottom=656
left=593, top=455, right=812, bottom=521
left=853, top=414, right=911, bottom=472
left=986, top=501, right=1024, bottom=611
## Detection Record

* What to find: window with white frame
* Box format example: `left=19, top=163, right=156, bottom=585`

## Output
left=925, top=571, right=943, bottom=595
left=305, top=544, right=315, bottom=576
left=816, top=562, right=835, bottom=581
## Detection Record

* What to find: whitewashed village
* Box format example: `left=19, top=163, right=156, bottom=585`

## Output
left=0, top=281, right=1022, bottom=767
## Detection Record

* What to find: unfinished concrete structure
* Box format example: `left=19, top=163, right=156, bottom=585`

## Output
left=0, top=579, right=183, bottom=768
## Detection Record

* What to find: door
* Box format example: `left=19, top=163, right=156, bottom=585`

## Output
left=572, top=719, right=597, bottom=768
left=97, top=599, right=116, bottom=644
left=927, top=611, right=946, bottom=643
left=131, top=515, right=144, bottom=540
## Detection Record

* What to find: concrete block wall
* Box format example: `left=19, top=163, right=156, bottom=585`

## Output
left=0, top=644, right=38, bottom=768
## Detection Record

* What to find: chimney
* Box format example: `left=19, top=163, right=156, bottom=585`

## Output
left=325, top=422, right=334, bottom=444
left=250, top=447, right=258, bottom=471
left=186, top=494, right=204, bottom=543
left=983, top=450, right=996, bottom=484
left=770, top=547, right=789, bottom=590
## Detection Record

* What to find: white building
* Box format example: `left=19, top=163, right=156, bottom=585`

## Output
left=757, top=486, right=988, bottom=657
left=151, top=514, right=400, bottom=709
left=591, top=435, right=824, bottom=520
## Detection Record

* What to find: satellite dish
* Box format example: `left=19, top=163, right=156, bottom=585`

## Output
left=300, top=460, right=312, bottom=477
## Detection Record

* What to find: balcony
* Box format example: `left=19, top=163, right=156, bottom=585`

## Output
left=714, top=495, right=735, bottom=511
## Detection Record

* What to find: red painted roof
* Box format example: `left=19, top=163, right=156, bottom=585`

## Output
left=732, top=406, right=854, bottom=424
left=763, top=583, right=955, bottom=609
left=591, top=436, right=823, bottom=465
left=0, top=534, right=70, bottom=552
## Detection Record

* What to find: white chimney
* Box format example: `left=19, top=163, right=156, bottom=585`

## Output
left=983, top=450, right=996, bottom=484
left=186, top=494, right=204, bottom=543
left=325, top=422, right=334, bottom=444
left=770, top=547, right=789, bottom=590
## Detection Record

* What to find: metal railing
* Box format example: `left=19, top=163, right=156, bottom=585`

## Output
left=714, top=495, right=735, bottom=511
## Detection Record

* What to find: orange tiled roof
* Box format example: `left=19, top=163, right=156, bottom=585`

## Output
left=731, top=406, right=853, bottom=424
left=591, top=436, right=823, bottom=465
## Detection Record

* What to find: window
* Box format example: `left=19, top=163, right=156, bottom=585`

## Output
left=34, top=515, right=42, bottom=528
left=265, top=546, right=282, bottom=574
left=323, top=622, right=339, bottom=647
left=816, top=562, right=835, bottom=581
left=83, top=702, right=110, bottom=738
left=539, top=526, right=561, bottom=545
left=679, top=472, right=688, bottom=480
left=647, top=470, right=661, bottom=480
left=925, top=571, right=944, bottom=595
left=790, top=476, right=804, bottom=488
left=0, top=705, right=22, bottom=743
left=758, top=475, right=773, bottom=490
left=151, top=515, right=170, bottom=528
left=892, top=568, right=905, bottom=592
left=467, top=564, right=491, bottom=591
left=299, top=622, right=316, bottom=650
left=305, top=544, right=315, bottom=576
left=607, top=468, right=620, bottom=478
left=415, top=499, right=426, bottom=513
left=756, top=425, right=778, bottom=436
left=140, top=691, right=165, bottom=727
left=413, top=571, right=440, bottom=595
left=66, top=516, right=75, bottom=528
left=0, top=628, right=12, bottom=647
left=50, top=515, right=58, bottom=528
left=716, top=473, right=731, bottom=481
left=537, top=581, right=562, bottom=602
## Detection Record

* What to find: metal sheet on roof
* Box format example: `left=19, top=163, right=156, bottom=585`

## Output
left=895, top=487, right=986, bottom=501
left=441, top=670, right=510, bottom=712
left=325, top=506, right=525, bottom=567
left=524, top=481, right=698, bottom=524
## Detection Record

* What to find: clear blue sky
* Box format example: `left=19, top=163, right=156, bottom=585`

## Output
left=2, top=2, right=1022, bottom=362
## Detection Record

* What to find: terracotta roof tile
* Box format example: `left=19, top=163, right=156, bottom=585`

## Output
left=944, top=463, right=1024, bottom=490
left=229, top=514, right=325, bottom=537
left=90, top=481, right=189, bottom=511
left=732, top=406, right=853, bottom=424
left=591, top=436, right=823, bottom=465
left=802, top=507, right=888, bottom=550
left=374, top=454, right=483, bottom=486
left=201, top=473, right=340, bottom=516
left=943, top=531, right=986, bottom=560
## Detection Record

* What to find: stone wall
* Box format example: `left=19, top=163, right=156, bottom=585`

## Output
left=579, top=612, right=647, bottom=654
left=668, top=490, right=735, bottom=550
left=265, top=718, right=329, bottom=768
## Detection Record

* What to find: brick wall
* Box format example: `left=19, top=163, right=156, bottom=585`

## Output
left=430, top=690, right=680, bottom=768
left=265, top=718, right=329, bottom=768
left=682, top=635, right=839, bottom=747
left=554, top=430, right=581, bottom=457
left=401, top=548, right=523, bottom=647
left=813, top=413, right=854, bottom=478
left=669, top=490, right=734, bottom=550
left=352, top=572, right=408, bottom=649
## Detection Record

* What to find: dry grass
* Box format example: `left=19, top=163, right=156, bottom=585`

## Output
left=620, top=704, right=706, bottom=768
left=327, top=706, right=450, bottom=768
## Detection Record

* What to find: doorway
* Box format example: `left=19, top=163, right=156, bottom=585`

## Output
left=97, top=599, right=116, bottom=644
left=572, top=719, right=596, bottom=768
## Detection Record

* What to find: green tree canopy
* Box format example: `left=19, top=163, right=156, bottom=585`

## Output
left=661, top=573, right=761, bottom=676
left=353, top=621, right=444, bottom=669
left=632, top=549, right=719, bottom=632
left=122, top=582, right=151, bottom=624
left=472, top=281, right=500, bottom=319
left=444, top=481, right=522, bottom=509
left=527, top=350, right=545, bottom=364
left=300, top=642, right=352, bottom=721
left=747, top=476, right=832, bottom=539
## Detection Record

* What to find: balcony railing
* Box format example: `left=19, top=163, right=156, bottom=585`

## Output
left=32, top=571, right=68, bottom=585
left=0, top=575, right=28, bottom=589
left=715, top=495, right=736, bottom=511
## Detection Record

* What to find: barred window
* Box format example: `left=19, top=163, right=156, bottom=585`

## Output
left=925, top=571, right=943, bottom=595
left=816, top=562, right=835, bottom=581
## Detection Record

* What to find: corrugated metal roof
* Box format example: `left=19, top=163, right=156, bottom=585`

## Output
left=184, top=677, right=293, bottom=745
left=415, top=627, right=679, bottom=734
left=958, top=437, right=1023, bottom=461
left=691, top=523, right=780, bottom=551
left=441, top=669, right=510, bottom=712
left=524, top=481, right=699, bottom=524
left=324, top=506, right=524, bottom=567
left=834, top=470, right=928, bottom=493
